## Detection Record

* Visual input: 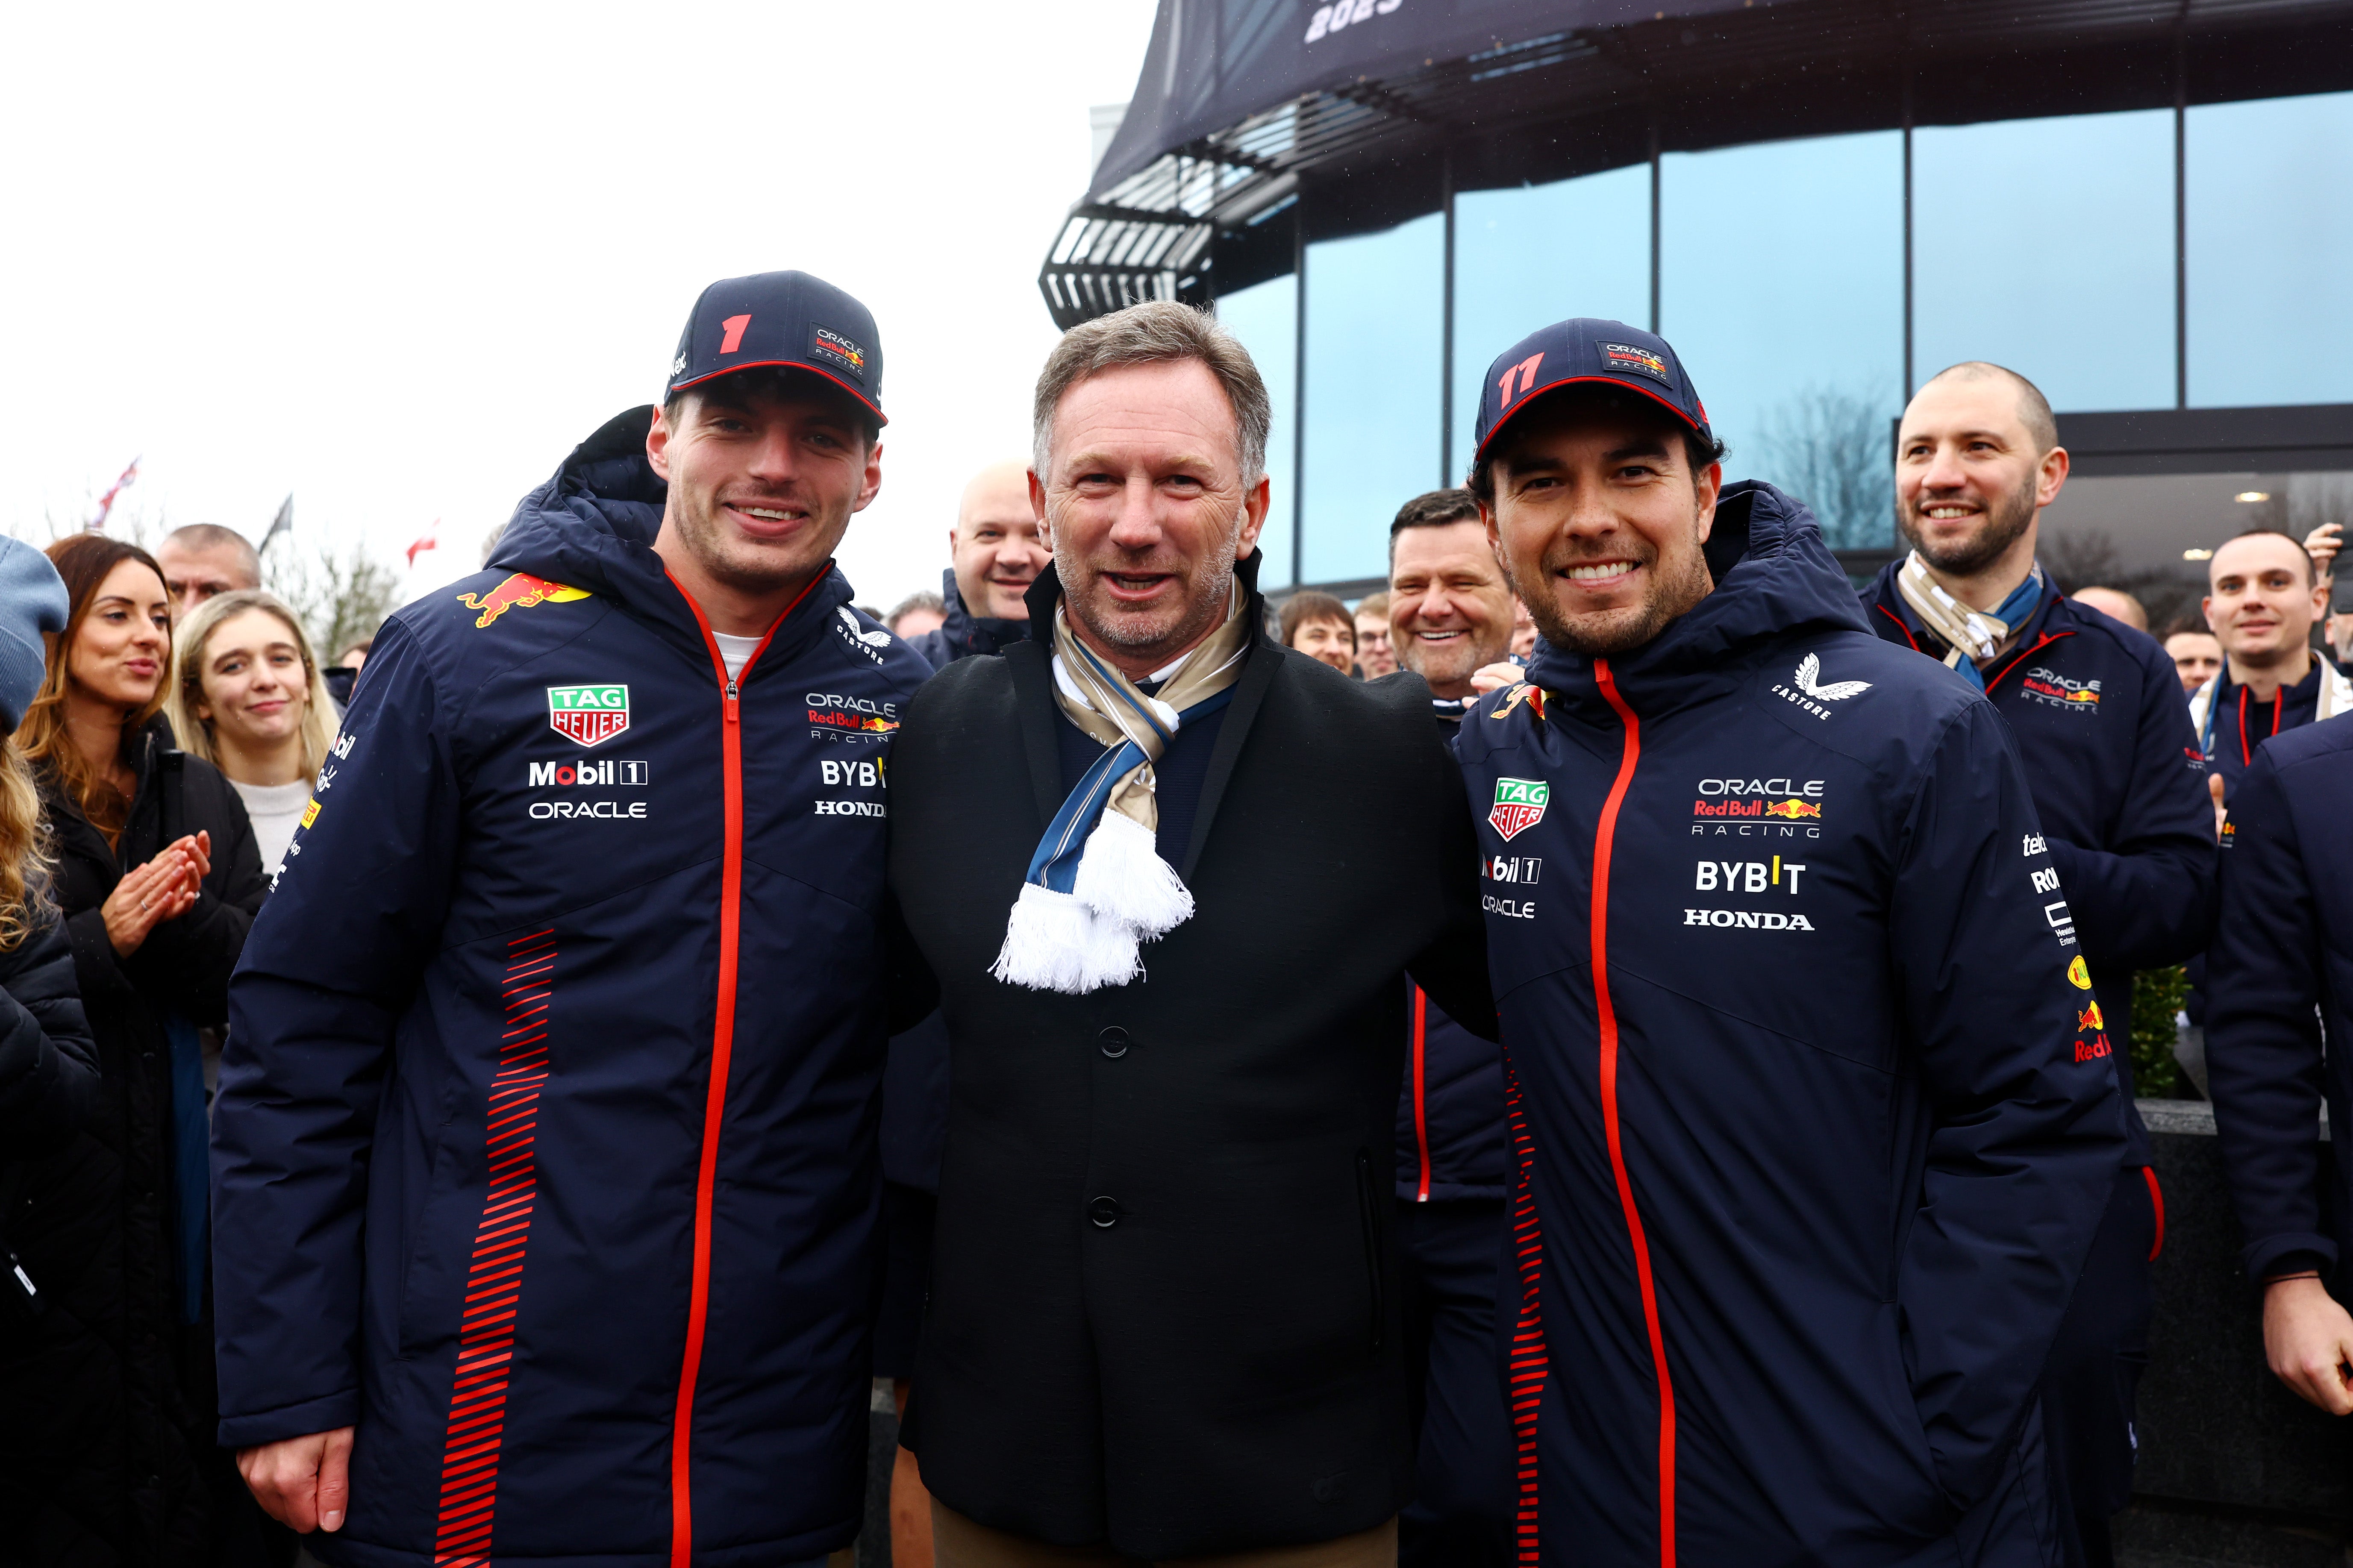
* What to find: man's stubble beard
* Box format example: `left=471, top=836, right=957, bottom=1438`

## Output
left=1510, top=523, right=1713, bottom=658
left=1052, top=504, right=1242, bottom=658
left=671, top=480, right=846, bottom=597
left=1899, top=464, right=2038, bottom=578
left=1398, top=605, right=1510, bottom=690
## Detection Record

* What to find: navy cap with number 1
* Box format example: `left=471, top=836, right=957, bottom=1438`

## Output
left=665, top=270, right=886, bottom=427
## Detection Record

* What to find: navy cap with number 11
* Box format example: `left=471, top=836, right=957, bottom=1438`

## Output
left=1471, top=318, right=1708, bottom=467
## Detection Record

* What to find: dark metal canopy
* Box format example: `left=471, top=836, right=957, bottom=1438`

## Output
left=1041, top=0, right=2353, bottom=329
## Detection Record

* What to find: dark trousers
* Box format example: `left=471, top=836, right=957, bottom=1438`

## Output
left=1396, top=1197, right=1512, bottom=1568
left=2042, top=1166, right=2159, bottom=1568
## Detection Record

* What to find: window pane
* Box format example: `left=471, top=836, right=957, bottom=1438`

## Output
left=1661, top=131, right=1904, bottom=548
left=1302, top=211, right=1445, bottom=584
left=2188, top=91, right=2353, bottom=407
left=1216, top=272, right=1298, bottom=588
left=1913, top=109, right=2175, bottom=412
left=1452, top=166, right=1652, bottom=482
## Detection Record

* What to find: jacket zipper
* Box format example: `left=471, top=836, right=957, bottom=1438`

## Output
left=1411, top=987, right=1432, bottom=1203
left=1591, top=658, right=1677, bottom=1568
left=663, top=571, right=813, bottom=1568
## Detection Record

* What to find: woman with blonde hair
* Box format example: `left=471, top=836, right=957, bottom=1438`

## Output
left=166, top=588, right=340, bottom=877
left=13, top=532, right=266, bottom=1563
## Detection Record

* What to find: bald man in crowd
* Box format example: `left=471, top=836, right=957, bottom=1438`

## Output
left=903, top=461, right=1053, bottom=669
left=2071, top=586, right=2149, bottom=633
left=1864, top=360, right=2216, bottom=1565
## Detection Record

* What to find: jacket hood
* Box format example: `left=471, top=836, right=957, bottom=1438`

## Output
left=1526, top=480, right=1871, bottom=718
left=487, top=404, right=856, bottom=658
left=933, top=567, right=1029, bottom=659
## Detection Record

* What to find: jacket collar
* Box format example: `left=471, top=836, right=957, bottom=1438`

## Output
left=489, top=404, right=857, bottom=671
left=934, top=568, right=1028, bottom=661
left=1867, top=556, right=2062, bottom=657
left=1527, top=481, right=1872, bottom=724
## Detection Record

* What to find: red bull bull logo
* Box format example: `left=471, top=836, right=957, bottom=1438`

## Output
left=2077, top=1001, right=2105, bottom=1034
left=457, top=572, right=591, bottom=628
left=1762, top=799, right=1821, bottom=820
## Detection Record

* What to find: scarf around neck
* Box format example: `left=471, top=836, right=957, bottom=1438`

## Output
left=1896, top=551, right=2045, bottom=691
left=990, top=583, right=1253, bottom=994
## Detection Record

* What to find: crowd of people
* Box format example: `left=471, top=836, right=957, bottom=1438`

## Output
left=2, top=267, right=2349, bottom=1568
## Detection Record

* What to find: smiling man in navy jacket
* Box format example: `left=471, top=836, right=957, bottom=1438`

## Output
left=1458, top=320, right=2125, bottom=1567
left=1863, top=363, right=2217, bottom=1567
left=211, top=271, right=932, bottom=1568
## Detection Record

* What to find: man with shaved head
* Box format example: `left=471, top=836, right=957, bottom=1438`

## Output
left=1864, top=361, right=2216, bottom=1566
left=903, top=460, right=1052, bottom=670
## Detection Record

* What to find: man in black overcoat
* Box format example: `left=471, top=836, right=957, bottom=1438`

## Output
left=887, top=300, right=1495, bottom=1567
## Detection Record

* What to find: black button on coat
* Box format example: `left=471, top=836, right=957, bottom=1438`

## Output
left=887, top=564, right=1496, bottom=1559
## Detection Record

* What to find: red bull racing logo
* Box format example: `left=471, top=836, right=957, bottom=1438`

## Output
left=547, top=684, right=630, bottom=747
left=1762, top=799, right=1821, bottom=820
left=1598, top=341, right=1672, bottom=385
left=457, top=572, right=591, bottom=628
left=1490, top=778, right=1550, bottom=841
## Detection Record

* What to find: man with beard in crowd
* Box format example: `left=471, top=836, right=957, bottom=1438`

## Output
left=1383, top=489, right=1517, bottom=1565
left=1862, top=360, right=2215, bottom=1567
left=1461, top=320, right=2123, bottom=1565
left=886, top=300, right=1492, bottom=1566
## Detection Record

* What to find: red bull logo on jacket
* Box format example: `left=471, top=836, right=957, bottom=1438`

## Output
left=547, top=684, right=630, bottom=747
left=458, top=572, right=591, bottom=628
left=1762, top=799, right=1822, bottom=820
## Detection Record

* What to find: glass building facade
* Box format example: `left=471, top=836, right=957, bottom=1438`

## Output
left=1213, top=89, right=2353, bottom=588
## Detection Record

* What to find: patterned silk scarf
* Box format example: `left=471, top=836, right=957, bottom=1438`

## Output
left=991, top=583, right=1253, bottom=994
left=1895, top=551, right=2046, bottom=691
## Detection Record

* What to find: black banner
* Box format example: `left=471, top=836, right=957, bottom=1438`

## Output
left=1093, top=0, right=1762, bottom=196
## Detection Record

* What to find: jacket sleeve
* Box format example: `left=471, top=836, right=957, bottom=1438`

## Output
left=2041, top=642, right=2218, bottom=972
left=1406, top=716, right=1497, bottom=1042
left=1888, top=700, right=2126, bottom=1510
left=128, top=766, right=267, bottom=1028
left=2203, top=746, right=2334, bottom=1281
left=212, top=618, right=462, bottom=1448
left=0, top=906, right=97, bottom=1147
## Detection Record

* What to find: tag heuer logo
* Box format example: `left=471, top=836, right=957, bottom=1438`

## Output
left=1490, top=777, right=1550, bottom=841
left=548, top=684, right=630, bottom=747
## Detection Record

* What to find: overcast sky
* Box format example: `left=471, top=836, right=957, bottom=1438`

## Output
left=0, top=1, right=1160, bottom=613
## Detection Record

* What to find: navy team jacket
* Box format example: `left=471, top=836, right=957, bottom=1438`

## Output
left=1865, top=568, right=2215, bottom=1164
left=210, top=406, right=930, bottom=1568
left=1458, top=483, right=2124, bottom=1567
left=2205, top=718, right=2353, bottom=1283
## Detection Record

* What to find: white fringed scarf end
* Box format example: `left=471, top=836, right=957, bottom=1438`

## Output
left=1070, top=809, right=1194, bottom=938
left=989, top=881, right=1143, bottom=994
